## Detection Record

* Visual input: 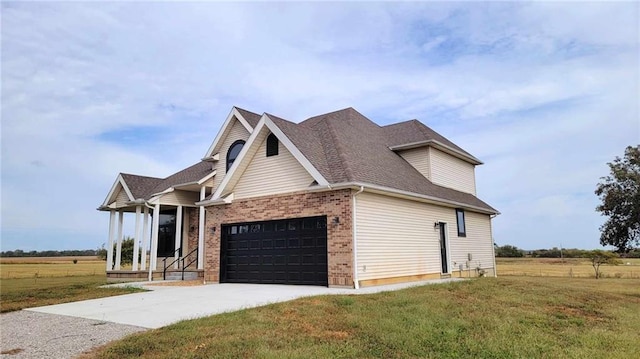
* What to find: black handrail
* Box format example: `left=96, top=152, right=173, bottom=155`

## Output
left=162, top=247, right=181, bottom=280
left=181, top=247, right=199, bottom=280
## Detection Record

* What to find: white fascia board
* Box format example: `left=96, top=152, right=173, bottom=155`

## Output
left=310, top=182, right=499, bottom=215
left=211, top=116, right=267, bottom=200
left=263, top=115, right=329, bottom=186
left=149, top=186, right=175, bottom=197
left=204, top=107, right=255, bottom=158
left=101, top=174, right=135, bottom=207
left=197, top=170, right=217, bottom=185
left=210, top=114, right=330, bottom=202
left=389, top=140, right=483, bottom=165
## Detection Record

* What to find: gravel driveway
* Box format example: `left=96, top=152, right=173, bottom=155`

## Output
left=0, top=311, right=145, bottom=359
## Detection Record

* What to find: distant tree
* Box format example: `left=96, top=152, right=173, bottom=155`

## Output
left=495, top=244, right=524, bottom=257
left=587, top=250, right=621, bottom=279
left=595, top=145, right=640, bottom=252
left=99, top=237, right=139, bottom=267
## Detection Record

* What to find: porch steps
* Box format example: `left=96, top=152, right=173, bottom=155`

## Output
left=164, top=271, right=199, bottom=281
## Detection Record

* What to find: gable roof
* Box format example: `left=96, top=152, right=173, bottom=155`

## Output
left=103, top=105, right=496, bottom=214
left=206, top=106, right=496, bottom=213
left=120, top=173, right=164, bottom=199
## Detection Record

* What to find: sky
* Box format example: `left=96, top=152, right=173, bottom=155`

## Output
left=1, top=2, right=638, bottom=251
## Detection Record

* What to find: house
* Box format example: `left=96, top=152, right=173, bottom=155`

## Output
left=98, top=107, right=499, bottom=287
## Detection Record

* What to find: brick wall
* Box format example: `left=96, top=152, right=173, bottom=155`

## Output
left=204, top=189, right=353, bottom=287
left=185, top=207, right=199, bottom=265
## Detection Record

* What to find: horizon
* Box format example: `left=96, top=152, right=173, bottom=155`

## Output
left=2, top=2, right=638, bottom=251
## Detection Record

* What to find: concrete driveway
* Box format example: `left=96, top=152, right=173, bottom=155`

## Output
left=26, top=279, right=460, bottom=329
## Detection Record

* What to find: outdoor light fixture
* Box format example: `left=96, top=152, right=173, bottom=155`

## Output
left=210, top=227, right=216, bottom=235
left=332, top=216, right=340, bottom=225
left=434, top=222, right=440, bottom=229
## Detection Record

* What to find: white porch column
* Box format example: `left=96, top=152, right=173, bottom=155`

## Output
left=106, top=210, right=116, bottom=271
left=148, top=203, right=160, bottom=281
left=115, top=211, right=124, bottom=270
left=174, top=205, right=183, bottom=269
left=140, top=206, right=149, bottom=270
left=197, top=186, right=206, bottom=269
left=132, top=206, right=141, bottom=271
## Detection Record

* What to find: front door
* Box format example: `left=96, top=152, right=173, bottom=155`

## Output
left=439, top=222, right=449, bottom=274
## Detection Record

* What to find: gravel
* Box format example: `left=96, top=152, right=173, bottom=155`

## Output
left=0, top=311, right=146, bottom=359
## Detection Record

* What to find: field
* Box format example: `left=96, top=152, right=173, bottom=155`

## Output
left=85, top=276, right=640, bottom=359
left=0, top=256, right=143, bottom=313
left=1, top=256, right=107, bottom=279
left=496, top=257, right=640, bottom=278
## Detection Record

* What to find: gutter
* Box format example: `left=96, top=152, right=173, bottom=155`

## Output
left=308, top=182, right=499, bottom=215
left=352, top=186, right=364, bottom=289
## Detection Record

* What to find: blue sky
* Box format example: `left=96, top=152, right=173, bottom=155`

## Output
left=1, top=2, right=638, bottom=251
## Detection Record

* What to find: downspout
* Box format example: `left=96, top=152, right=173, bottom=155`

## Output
left=490, top=213, right=498, bottom=277
left=352, top=186, right=365, bottom=289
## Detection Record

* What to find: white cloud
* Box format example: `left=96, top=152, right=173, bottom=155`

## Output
left=1, top=2, right=638, bottom=251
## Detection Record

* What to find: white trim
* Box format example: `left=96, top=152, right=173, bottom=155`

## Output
left=106, top=210, right=116, bottom=271
left=197, top=186, right=206, bottom=269
left=352, top=186, right=364, bottom=289
left=132, top=206, right=141, bottom=271
left=149, top=204, right=160, bottom=280
left=115, top=211, right=124, bottom=270
left=197, top=170, right=217, bottom=185
left=141, top=206, right=149, bottom=270
left=204, top=107, right=255, bottom=158
left=438, top=222, right=452, bottom=274
left=101, top=174, right=135, bottom=207
left=308, top=182, right=499, bottom=215
left=207, top=115, right=329, bottom=203
left=389, top=140, right=483, bottom=165
left=174, top=205, right=183, bottom=269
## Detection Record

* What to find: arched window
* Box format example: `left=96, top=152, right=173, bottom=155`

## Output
left=266, top=133, right=279, bottom=157
left=226, top=140, right=245, bottom=171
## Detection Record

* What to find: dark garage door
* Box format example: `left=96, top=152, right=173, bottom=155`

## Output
left=221, top=216, right=328, bottom=286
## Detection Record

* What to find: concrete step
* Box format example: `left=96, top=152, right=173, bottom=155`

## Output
left=164, top=271, right=198, bottom=281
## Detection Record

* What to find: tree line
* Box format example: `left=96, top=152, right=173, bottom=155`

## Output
left=0, top=249, right=99, bottom=257
left=494, top=244, right=640, bottom=258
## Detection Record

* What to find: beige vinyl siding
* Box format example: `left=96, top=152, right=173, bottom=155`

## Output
left=233, top=134, right=314, bottom=199
left=449, top=211, right=494, bottom=272
left=159, top=190, right=200, bottom=206
left=114, top=186, right=130, bottom=208
left=355, top=192, right=495, bottom=281
left=398, top=147, right=431, bottom=180
left=212, top=119, right=251, bottom=190
left=430, top=147, right=476, bottom=195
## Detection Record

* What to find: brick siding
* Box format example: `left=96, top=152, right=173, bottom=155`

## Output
left=204, top=189, right=354, bottom=287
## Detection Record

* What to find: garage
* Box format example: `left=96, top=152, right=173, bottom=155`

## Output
left=221, top=216, right=328, bottom=286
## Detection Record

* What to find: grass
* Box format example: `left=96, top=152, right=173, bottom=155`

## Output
left=0, top=257, right=144, bottom=312
left=496, top=257, right=640, bottom=278
left=85, top=276, right=640, bottom=359
left=0, top=275, right=144, bottom=313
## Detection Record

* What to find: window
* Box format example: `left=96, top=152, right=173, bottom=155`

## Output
left=266, top=133, right=279, bottom=157
left=226, top=140, right=245, bottom=171
left=456, top=209, right=466, bottom=237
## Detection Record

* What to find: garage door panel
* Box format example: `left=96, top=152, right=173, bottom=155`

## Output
left=221, top=216, right=328, bottom=286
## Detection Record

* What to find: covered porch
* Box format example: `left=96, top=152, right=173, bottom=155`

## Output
left=99, top=173, right=214, bottom=281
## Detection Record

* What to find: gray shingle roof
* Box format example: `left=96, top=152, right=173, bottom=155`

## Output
left=116, top=106, right=496, bottom=213
left=235, top=107, right=261, bottom=128
left=120, top=174, right=164, bottom=199
left=281, top=108, right=497, bottom=213
left=121, top=161, right=213, bottom=200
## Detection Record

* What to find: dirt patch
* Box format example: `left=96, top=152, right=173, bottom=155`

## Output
left=1, top=348, right=25, bottom=355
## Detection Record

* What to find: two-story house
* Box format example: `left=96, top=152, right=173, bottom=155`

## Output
left=99, top=106, right=498, bottom=288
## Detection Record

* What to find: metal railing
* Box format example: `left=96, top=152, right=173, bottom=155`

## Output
left=162, top=248, right=181, bottom=280
left=181, top=247, right=199, bottom=280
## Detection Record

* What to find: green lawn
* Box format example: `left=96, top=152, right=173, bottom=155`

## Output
left=0, top=275, right=144, bottom=313
left=86, top=277, right=640, bottom=359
